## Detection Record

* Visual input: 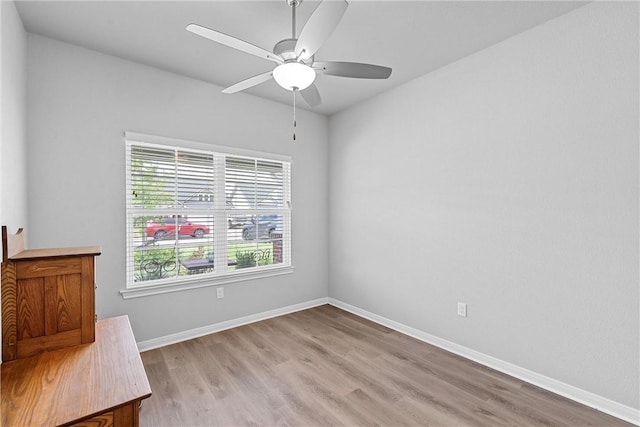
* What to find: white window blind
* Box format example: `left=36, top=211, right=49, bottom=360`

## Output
left=125, top=136, right=291, bottom=292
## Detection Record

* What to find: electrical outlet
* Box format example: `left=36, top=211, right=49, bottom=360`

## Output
left=457, top=302, right=467, bottom=317
left=217, top=287, right=224, bottom=299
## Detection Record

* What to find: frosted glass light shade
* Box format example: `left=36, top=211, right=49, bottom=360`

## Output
left=273, top=62, right=316, bottom=91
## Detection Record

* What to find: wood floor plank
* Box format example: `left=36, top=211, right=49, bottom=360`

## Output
left=185, top=343, right=236, bottom=400
left=139, top=305, right=634, bottom=426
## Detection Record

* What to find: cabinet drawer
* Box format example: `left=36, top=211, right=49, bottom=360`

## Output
left=16, top=257, right=83, bottom=279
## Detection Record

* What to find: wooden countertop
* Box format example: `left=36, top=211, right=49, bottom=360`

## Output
left=1, top=315, right=151, bottom=426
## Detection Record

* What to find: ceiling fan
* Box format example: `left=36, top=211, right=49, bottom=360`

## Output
left=186, top=0, right=392, bottom=109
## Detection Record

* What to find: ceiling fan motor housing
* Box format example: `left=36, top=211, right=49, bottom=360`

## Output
left=273, top=38, right=313, bottom=64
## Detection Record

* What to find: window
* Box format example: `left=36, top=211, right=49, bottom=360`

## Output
left=123, top=133, right=291, bottom=297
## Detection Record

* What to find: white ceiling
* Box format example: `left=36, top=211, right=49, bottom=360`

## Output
left=15, top=1, right=586, bottom=116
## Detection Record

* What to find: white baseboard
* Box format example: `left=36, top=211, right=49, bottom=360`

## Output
left=328, top=298, right=639, bottom=426
left=136, top=297, right=329, bottom=352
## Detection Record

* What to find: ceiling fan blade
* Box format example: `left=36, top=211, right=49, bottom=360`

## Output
left=299, top=84, right=322, bottom=107
left=314, top=61, right=392, bottom=79
left=295, top=0, right=348, bottom=60
left=186, top=23, right=283, bottom=64
left=222, top=71, right=274, bottom=94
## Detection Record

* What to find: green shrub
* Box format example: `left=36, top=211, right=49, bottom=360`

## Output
left=235, top=250, right=256, bottom=269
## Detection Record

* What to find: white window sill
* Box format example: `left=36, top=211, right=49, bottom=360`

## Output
left=120, top=265, right=295, bottom=299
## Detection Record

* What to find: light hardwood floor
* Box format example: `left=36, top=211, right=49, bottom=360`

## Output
left=139, top=305, right=633, bottom=426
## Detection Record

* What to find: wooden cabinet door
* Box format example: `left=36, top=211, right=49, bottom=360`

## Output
left=3, top=255, right=96, bottom=360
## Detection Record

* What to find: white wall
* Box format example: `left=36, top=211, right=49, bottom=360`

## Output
left=26, top=34, right=329, bottom=342
left=1, top=0, right=28, bottom=242
left=329, top=2, right=638, bottom=410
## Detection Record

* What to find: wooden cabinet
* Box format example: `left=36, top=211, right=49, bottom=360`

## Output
left=1, top=227, right=152, bottom=426
left=1, top=227, right=101, bottom=361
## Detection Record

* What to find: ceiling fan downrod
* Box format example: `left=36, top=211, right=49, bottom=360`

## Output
left=288, top=0, right=301, bottom=39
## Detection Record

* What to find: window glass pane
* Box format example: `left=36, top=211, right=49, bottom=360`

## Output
left=256, top=161, right=284, bottom=208
left=178, top=243, right=214, bottom=276
left=226, top=157, right=256, bottom=209
left=130, top=146, right=176, bottom=209
left=176, top=151, right=214, bottom=209
left=227, top=213, right=282, bottom=270
left=227, top=211, right=256, bottom=270
left=228, top=242, right=274, bottom=270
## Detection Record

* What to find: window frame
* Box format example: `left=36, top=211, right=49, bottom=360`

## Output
left=120, top=132, right=293, bottom=299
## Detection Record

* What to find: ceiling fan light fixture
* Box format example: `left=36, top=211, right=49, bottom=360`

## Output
left=273, top=62, right=316, bottom=91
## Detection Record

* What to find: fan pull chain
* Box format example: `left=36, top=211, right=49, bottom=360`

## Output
left=292, top=88, right=297, bottom=141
